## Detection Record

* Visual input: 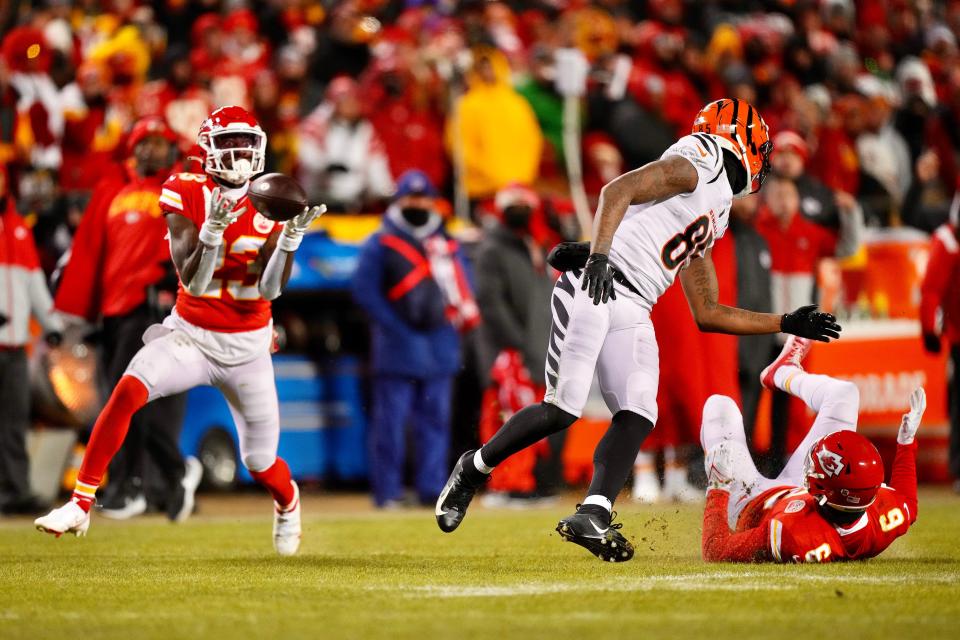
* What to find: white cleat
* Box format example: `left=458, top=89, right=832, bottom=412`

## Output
left=35, top=501, right=91, bottom=538
left=760, top=335, right=812, bottom=390
left=631, top=469, right=661, bottom=503
left=273, top=481, right=301, bottom=557
left=171, top=455, right=204, bottom=523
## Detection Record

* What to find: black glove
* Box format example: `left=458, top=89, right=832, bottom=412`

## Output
left=0, top=313, right=7, bottom=328
left=547, top=241, right=590, bottom=272
left=780, top=304, right=841, bottom=342
left=922, top=332, right=942, bottom=354
left=581, top=253, right=617, bottom=305
left=44, top=331, right=63, bottom=348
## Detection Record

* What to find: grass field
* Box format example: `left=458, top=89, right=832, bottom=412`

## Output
left=2, top=488, right=959, bottom=639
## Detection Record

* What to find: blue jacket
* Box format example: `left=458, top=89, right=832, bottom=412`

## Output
left=351, top=216, right=466, bottom=378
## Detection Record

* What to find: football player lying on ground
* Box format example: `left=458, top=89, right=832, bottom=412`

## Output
left=436, top=98, right=843, bottom=562
left=35, top=106, right=325, bottom=556
left=700, top=336, right=925, bottom=563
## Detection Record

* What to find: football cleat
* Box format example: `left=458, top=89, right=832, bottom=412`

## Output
left=273, top=481, right=301, bottom=557
left=760, top=335, right=812, bottom=390
left=35, top=501, right=90, bottom=538
left=168, top=455, right=203, bottom=523
left=99, top=492, right=147, bottom=520
left=556, top=508, right=634, bottom=562
left=435, top=450, right=487, bottom=533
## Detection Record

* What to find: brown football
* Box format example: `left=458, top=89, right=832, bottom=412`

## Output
left=248, top=173, right=308, bottom=221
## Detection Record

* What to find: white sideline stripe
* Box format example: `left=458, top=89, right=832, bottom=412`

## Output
left=379, top=572, right=959, bottom=599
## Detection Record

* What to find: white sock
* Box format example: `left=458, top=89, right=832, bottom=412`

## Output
left=473, top=449, right=493, bottom=474
left=582, top=494, right=612, bottom=513
left=774, top=366, right=856, bottom=416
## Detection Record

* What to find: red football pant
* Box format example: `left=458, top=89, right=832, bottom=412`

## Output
left=73, top=375, right=149, bottom=510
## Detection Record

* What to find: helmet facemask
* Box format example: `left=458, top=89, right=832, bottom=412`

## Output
left=199, top=128, right=266, bottom=185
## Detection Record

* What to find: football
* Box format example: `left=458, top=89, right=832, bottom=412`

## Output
left=248, top=173, right=308, bottom=221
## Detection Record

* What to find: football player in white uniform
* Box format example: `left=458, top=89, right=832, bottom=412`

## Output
left=436, top=98, right=842, bottom=561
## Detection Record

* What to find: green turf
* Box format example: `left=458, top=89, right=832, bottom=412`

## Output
left=2, top=489, right=959, bottom=639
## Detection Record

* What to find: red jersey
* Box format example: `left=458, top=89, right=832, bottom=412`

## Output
left=702, top=442, right=918, bottom=563
left=158, top=172, right=277, bottom=333
left=56, top=166, right=171, bottom=321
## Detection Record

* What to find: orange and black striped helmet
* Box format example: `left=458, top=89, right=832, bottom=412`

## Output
left=692, top=98, right=772, bottom=197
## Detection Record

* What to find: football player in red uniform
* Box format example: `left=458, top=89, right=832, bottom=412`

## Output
left=36, top=106, right=324, bottom=556
left=699, top=335, right=926, bottom=563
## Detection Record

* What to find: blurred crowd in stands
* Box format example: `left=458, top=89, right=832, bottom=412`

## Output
left=2, top=0, right=959, bottom=508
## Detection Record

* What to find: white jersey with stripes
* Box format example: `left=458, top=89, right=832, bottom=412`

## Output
left=607, top=134, right=733, bottom=308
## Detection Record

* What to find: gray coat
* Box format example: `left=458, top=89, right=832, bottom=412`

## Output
left=474, top=225, right=554, bottom=386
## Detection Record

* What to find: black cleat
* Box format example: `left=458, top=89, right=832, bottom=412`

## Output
left=435, top=450, right=486, bottom=533
left=556, top=507, right=634, bottom=562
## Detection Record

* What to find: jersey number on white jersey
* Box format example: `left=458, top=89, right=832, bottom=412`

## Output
left=661, top=214, right=713, bottom=270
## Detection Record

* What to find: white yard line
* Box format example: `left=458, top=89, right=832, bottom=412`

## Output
left=382, top=571, right=959, bottom=599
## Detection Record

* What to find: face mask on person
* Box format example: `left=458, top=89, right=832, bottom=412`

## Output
left=502, top=205, right=532, bottom=231
left=401, top=207, right=431, bottom=227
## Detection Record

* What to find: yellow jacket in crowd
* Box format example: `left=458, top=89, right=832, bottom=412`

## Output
left=447, top=49, right=543, bottom=199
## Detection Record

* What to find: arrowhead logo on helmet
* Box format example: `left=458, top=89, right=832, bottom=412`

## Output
left=803, top=430, right=885, bottom=512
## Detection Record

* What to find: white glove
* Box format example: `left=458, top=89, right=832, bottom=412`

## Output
left=705, top=443, right=735, bottom=491
left=897, top=387, right=926, bottom=445
left=278, top=204, right=326, bottom=252
left=198, top=188, right=241, bottom=247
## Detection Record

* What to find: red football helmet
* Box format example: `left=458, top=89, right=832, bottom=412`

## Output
left=692, top=98, right=772, bottom=198
left=803, top=430, right=884, bottom=512
left=197, top=106, right=266, bottom=185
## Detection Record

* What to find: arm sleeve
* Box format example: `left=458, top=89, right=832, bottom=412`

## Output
left=258, top=244, right=289, bottom=301
left=701, top=490, right=771, bottom=562
left=920, top=233, right=952, bottom=336
left=53, top=179, right=118, bottom=320
left=350, top=236, right=413, bottom=335
left=887, top=442, right=919, bottom=524
left=27, top=269, right=64, bottom=333
left=475, top=246, right=525, bottom=350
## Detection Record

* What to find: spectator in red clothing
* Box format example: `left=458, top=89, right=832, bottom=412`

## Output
left=920, top=218, right=960, bottom=492
left=754, top=174, right=863, bottom=475
left=362, top=49, right=447, bottom=191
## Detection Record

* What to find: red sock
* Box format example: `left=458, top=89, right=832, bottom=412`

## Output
left=72, top=375, right=149, bottom=512
left=249, top=458, right=296, bottom=509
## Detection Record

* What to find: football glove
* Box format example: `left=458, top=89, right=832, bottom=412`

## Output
left=897, top=387, right=926, bottom=445
left=780, top=304, right=841, bottom=342
left=581, top=253, right=617, bottom=305
left=705, top=443, right=734, bottom=491
left=198, top=188, right=241, bottom=247
left=547, top=241, right=590, bottom=272
left=278, top=204, right=327, bottom=252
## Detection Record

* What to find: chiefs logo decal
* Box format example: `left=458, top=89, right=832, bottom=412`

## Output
left=816, top=446, right=845, bottom=477
left=253, top=212, right=275, bottom=234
